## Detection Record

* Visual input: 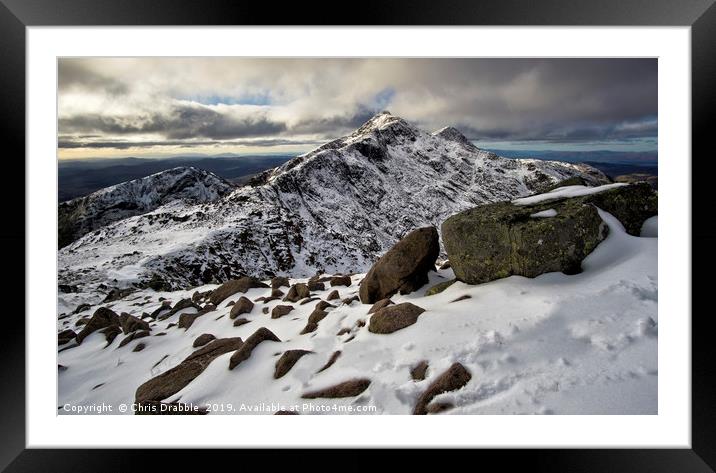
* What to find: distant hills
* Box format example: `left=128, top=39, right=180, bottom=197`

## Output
left=58, top=155, right=294, bottom=202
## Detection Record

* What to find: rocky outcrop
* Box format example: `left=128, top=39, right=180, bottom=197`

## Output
left=359, top=227, right=440, bottom=304
left=368, top=302, right=425, bottom=334
left=443, top=184, right=657, bottom=285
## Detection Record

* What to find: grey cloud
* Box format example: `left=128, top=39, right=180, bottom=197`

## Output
left=58, top=137, right=321, bottom=150
left=59, top=104, right=286, bottom=140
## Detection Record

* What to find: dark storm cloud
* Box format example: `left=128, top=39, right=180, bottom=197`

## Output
left=59, top=104, right=287, bottom=140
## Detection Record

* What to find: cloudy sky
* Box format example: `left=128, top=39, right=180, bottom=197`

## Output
left=58, top=58, right=657, bottom=159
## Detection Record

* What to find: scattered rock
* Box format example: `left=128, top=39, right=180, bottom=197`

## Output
left=58, top=329, right=77, bottom=345
left=316, top=351, right=341, bottom=373
left=330, top=275, right=352, bottom=287
left=192, top=333, right=216, bottom=348
left=228, top=327, right=281, bottom=370
left=326, top=290, right=340, bottom=301
left=336, top=327, right=352, bottom=336
left=274, top=410, right=299, bottom=415
left=59, top=284, right=78, bottom=294
left=450, top=295, right=472, bottom=303
left=302, top=379, right=371, bottom=399
left=307, top=280, right=325, bottom=291
left=368, top=302, right=425, bottom=334
left=262, top=307, right=269, bottom=314
left=76, top=307, right=120, bottom=344
left=271, top=288, right=285, bottom=298
left=271, top=276, right=290, bottom=289
left=274, top=350, right=313, bottom=378
left=72, top=303, right=91, bottom=315
left=118, top=329, right=150, bottom=348
left=229, top=296, right=254, bottom=319
left=160, top=298, right=203, bottom=320
left=135, top=337, right=244, bottom=403
left=102, top=287, right=135, bottom=303
left=132, top=343, right=146, bottom=352
left=119, top=313, right=151, bottom=334
left=99, top=325, right=122, bottom=346
left=359, top=226, right=440, bottom=303
left=410, top=361, right=429, bottom=381
left=177, top=304, right=217, bottom=330
left=342, top=296, right=359, bottom=306
left=413, top=363, right=471, bottom=415
left=299, top=297, right=320, bottom=305
left=300, top=301, right=334, bottom=334
left=284, top=283, right=310, bottom=302
left=209, top=277, right=269, bottom=305
left=271, top=305, right=294, bottom=319
left=425, top=279, right=457, bottom=296
left=368, top=298, right=393, bottom=314
left=149, top=300, right=172, bottom=319
left=233, top=318, right=250, bottom=327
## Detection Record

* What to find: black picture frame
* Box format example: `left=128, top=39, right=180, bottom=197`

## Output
left=3, top=0, right=713, bottom=471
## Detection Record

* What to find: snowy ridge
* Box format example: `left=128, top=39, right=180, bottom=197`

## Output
left=58, top=166, right=234, bottom=248
left=58, top=112, right=610, bottom=295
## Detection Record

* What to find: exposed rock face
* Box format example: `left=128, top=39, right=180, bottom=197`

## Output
left=443, top=183, right=657, bottom=285
left=229, top=296, right=254, bottom=319
left=274, top=350, right=313, bottom=378
left=76, top=307, right=120, bottom=344
left=209, top=277, right=269, bottom=305
left=135, top=337, right=244, bottom=404
left=368, top=302, right=426, bottom=334
left=228, top=327, right=281, bottom=370
left=301, top=379, right=371, bottom=399
left=359, top=227, right=440, bottom=304
left=413, top=362, right=471, bottom=415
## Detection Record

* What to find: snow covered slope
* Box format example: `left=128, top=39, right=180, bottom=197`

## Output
left=59, top=166, right=234, bottom=248
left=58, top=112, right=609, bottom=294
left=58, top=208, right=657, bottom=415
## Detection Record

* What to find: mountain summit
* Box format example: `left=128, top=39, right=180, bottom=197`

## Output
left=59, top=113, right=609, bottom=296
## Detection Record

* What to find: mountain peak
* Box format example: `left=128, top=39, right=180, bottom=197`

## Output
left=355, top=111, right=414, bottom=134
left=433, top=126, right=473, bottom=146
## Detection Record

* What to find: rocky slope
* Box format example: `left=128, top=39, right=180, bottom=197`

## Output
left=58, top=112, right=609, bottom=299
left=59, top=166, right=234, bottom=248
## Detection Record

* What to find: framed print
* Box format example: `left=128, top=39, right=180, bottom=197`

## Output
left=3, top=0, right=715, bottom=471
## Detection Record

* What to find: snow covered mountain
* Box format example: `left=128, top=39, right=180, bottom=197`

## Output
left=58, top=166, right=234, bottom=248
left=58, top=112, right=609, bottom=295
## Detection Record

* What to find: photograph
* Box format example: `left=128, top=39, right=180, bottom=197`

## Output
left=56, top=57, right=658, bottom=416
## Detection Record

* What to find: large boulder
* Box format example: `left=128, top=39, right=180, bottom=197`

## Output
left=442, top=183, right=657, bottom=285
left=229, top=296, right=254, bottom=319
left=283, top=283, right=310, bottom=303
left=368, top=302, right=425, bottom=334
left=359, top=226, right=440, bottom=304
left=135, top=337, right=244, bottom=404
